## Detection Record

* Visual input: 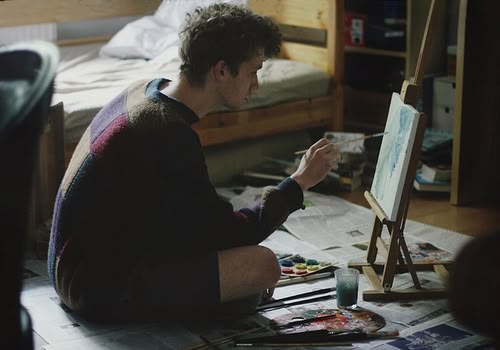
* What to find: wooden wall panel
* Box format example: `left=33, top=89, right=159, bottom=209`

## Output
left=0, top=0, right=161, bottom=27
left=279, top=42, right=329, bottom=72
left=249, top=0, right=329, bottom=29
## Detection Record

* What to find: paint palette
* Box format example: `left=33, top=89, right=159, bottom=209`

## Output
left=271, top=308, right=386, bottom=334
left=277, top=254, right=332, bottom=277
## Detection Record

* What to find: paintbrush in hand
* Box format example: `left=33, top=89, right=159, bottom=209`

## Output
left=294, top=132, right=387, bottom=155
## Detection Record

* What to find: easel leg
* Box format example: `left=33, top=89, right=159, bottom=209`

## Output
left=399, top=236, right=421, bottom=289
left=367, top=215, right=383, bottom=264
left=398, top=196, right=421, bottom=289
left=381, top=225, right=401, bottom=291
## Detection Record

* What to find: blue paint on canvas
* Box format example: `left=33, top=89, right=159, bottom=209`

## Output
left=371, top=93, right=420, bottom=221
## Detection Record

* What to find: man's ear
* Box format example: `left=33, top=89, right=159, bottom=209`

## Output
left=214, top=60, right=226, bottom=79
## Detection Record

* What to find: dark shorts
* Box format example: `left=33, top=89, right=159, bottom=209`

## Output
left=56, top=243, right=226, bottom=321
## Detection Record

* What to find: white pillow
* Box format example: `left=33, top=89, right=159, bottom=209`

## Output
left=154, top=0, right=248, bottom=32
left=101, top=0, right=248, bottom=60
left=100, top=16, right=179, bottom=60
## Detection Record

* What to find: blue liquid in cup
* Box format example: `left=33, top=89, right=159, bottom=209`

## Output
left=336, top=282, right=358, bottom=307
left=335, top=268, right=359, bottom=308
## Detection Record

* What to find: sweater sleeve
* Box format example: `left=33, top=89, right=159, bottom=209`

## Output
left=155, top=124, right=304, bottom=251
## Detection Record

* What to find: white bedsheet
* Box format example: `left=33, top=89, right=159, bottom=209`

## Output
left=52, top=43, right=331, bottom=144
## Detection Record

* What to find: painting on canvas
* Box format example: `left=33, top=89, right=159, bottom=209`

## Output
left=370, top=92, right=421, bottom=222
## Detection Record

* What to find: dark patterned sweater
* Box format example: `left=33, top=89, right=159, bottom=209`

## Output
left=47, top=78, right=304, bottom=287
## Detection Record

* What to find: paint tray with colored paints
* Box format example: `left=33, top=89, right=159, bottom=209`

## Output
left=277, top=254, right=332, bottom=277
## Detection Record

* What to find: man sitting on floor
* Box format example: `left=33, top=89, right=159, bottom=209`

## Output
left=48, top=3, right=340, bottom=321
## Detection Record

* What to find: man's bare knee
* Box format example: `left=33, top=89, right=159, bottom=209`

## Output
left=253, top=246, right=281, bottom=286
left=218, top=245, right=281, bottom=302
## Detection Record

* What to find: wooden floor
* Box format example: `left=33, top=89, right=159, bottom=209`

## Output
left=338, top=186, right=500, bottom=237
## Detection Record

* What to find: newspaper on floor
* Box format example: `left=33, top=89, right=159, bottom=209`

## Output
left=23, top=187, right=485, bottom=349
left=368, top=314, right=494, bottom=350
left=227, top=187, right=472, bottom=258
left=22, top=260, right=148, bottom=345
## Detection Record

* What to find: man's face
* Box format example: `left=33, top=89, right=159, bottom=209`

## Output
left=218, top=53, right=264, bottom=110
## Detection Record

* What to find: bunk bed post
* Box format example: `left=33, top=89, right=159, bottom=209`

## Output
left=328, top=0, right=345, bottom=132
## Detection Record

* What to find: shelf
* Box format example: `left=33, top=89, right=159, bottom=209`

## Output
left=345, top=45, right=406, bottom=58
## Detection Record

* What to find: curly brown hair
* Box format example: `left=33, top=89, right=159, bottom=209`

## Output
left=179, top=3, right=282, bottom=86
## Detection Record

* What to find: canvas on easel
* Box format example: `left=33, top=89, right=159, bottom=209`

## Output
left=370, top=93, right=421, bottom=223
left=348, top=0, right=453, bottom=301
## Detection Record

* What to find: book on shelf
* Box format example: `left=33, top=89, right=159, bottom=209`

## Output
left=413, top=170, right=451, bottom=192
left=420, top=163, right=451, bottom=183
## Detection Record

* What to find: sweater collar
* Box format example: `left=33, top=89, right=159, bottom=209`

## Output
left=146, top=78, right=200, bottom=125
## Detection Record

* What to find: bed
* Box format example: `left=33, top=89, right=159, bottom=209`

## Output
left=1, top=0, right=344, bottom=151
left=1, top=0, right=344, bottom=240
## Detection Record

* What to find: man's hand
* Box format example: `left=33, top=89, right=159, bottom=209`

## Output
left=290, top=138, right=340, bottom=191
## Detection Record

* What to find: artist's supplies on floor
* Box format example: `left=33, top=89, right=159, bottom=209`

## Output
left=335, top=267, right=360, bottom=308
left=272, top=313, right=339, bottom=330
left=270, top=308, right=386, bottom=334
left=234, top=329, right=399, bottom=347
left=256, top=293, right=335, bottom=312
left=256, top=287, right=336, bottom=311
left=276, top=269, right=335, bottom=287
left=277, top=254, right=332, bottom=277
left=186, top=326, right=264, bottom=350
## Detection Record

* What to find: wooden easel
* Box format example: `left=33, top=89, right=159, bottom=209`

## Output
left=348, top=0, right=453, bottom=301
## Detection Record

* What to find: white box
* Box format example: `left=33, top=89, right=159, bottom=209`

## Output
left=432, top=104, right=454, bottom=132
left=432, top=76, right=456, bottom=132
left=433, top=76, right=456, bottom=106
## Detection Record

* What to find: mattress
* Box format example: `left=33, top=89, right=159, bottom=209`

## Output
left=52, top=43, right=331, bottom=144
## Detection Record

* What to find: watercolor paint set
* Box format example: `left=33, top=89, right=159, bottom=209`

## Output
left=277, top=253, right=332, bottom=277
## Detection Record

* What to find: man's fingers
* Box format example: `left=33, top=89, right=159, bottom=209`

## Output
left=309, top=138, right=330, bottom=152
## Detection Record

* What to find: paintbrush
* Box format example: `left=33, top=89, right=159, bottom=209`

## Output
left=272, top=313, right=339, bottom=329
left=262, top=287, right=336, bottom=303
left=235, top=329, right=400, bottom=346
left=294, top=132, right=387, bottom=155
left=234, top=341, right=353, bottom=347
left=256, top=293, right=336, bottom=312
left=186, top=326, right=264, bottom=350
left=257, top=287, right=336, bottom=311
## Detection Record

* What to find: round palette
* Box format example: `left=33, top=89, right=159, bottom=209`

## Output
left=270, top=308, right=385, bottom=334
left=278, top=254, right=331, bottom=277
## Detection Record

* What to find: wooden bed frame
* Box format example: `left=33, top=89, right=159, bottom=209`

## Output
left=0, top=0, right=344, bottom=147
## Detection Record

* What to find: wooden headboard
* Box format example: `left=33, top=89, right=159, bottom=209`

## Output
left=0, top=0, right=160, bottom=26
left=250, top=0, right=344, bottom=127
left=1, top=0, right=344, bottom=146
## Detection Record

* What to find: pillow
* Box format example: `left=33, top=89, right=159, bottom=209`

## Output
left=100, top=16, right=179, bottom=60
left=101, top=0, right=248, bottom=60
left=154, top=0, right=248, bottom=32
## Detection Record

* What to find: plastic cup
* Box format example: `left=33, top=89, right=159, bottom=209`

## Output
left=335, top=268, right=359, bottom=308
